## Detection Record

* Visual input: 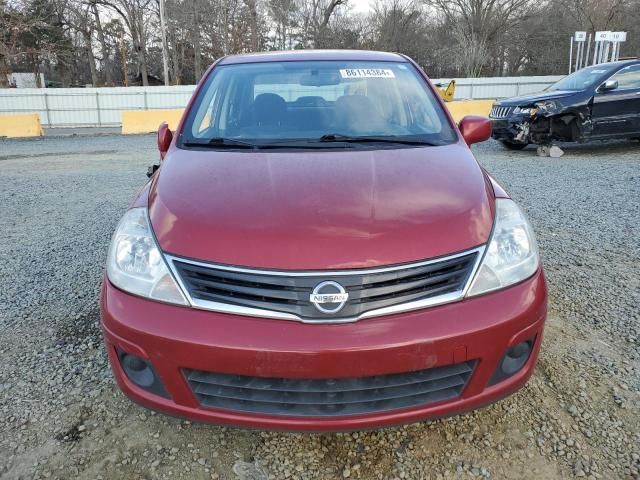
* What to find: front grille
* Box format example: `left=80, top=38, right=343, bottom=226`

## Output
left=185, top=361, right=476, bottom=417
left=490, top=106, right=513, bottom=118
left=170, top=250, right=479, bottom=321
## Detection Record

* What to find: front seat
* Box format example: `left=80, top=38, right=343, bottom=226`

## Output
left=253, top=93, right=288, bottom=127
left=334, top=95, right=384, bottom=134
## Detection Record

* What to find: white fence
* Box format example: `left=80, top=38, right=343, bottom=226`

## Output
left=0, top=85, right=194, bottom=127
left=0, top=75, right=564, bottom=128
left=441, top=75, right=564, bottom=101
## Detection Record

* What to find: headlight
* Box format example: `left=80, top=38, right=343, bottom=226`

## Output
left=107, top=208, right=188, bottom=305
left=467, top=199, right=539, bottom=297
left=514, top=107, right=535, bottom=116
left=534, top=100, right=558, bottom=114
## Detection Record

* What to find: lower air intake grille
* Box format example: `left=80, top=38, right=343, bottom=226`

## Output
left=185, top=361, right=476, bottom=417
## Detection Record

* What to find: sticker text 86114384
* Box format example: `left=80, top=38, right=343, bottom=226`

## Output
left=339, top=69, right=395, bottom=79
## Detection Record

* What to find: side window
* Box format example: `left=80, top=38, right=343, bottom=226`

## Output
left=610, top=65, right=640, bottom=89
left=190, top=75, right=225, bottom=136
left=218, top=80, right=242, bottom=132
left=189, top=72, right=245, bottom=136
left=193, top=89, right=219, bottom=133
left=395, top=72, right=442, bottom=133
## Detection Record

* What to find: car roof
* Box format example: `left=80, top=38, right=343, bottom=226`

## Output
left=597, top=58, right=639, bottom=69
left=218, top=50, right=407, bottom=65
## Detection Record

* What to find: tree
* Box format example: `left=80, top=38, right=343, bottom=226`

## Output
left=424, top=0, right=534, bottom=76
left=0, top=1, right=37, bottom=86
left=370, top=0, right=426, bottom=59
left=90, top=1, right=113, bottom=84
left=295, top=0, right=348, bottom=47
left=64, top=0, right=100, bottom=85
left=268, top=0, right=297, bottom=49
left=98, top=0, right=153, bottom=85
left=3, top=0, right=639, bottom=87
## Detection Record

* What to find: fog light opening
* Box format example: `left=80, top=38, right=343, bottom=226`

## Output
left=489, top=338, right=535, bottom=386
left=122, top=353, right=155, bottom=388
left=502, top=341, right=532, bottom=376
left=116, top=349, right=169, bottom=398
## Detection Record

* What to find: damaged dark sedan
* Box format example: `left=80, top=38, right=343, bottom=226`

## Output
left=490, top=59, right=640, bottom=149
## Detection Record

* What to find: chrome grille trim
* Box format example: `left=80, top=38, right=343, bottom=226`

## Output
left=489, top=106, right=513, bottom=119
left=165, top=245, right=485, bottom=324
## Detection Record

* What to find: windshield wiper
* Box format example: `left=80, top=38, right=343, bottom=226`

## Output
left=183, top=137, right=257, bottom=149
left=183, top=138, right=348, bottom=150
left=318, top=134, right=440, bottom=146
left=182, top=135, right=439, bottom=150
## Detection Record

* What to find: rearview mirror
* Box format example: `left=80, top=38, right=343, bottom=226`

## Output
left=157, top=122, right=173, bottom=159
left=299, top=71, right=341, bottom=86
left=458, top=115, right=492, bottom=145
left=598, top=79, right=618, bottom=92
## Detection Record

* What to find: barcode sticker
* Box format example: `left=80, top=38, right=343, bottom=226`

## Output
left=339, top=69, right=395, bottom=79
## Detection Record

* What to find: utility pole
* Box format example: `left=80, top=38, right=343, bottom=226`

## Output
left=159, top=0, right=170, bottom=86
left=121, top=30, right=128, bottom=87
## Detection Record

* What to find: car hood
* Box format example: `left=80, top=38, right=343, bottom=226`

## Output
left=497, top=90, right=577, bottom=107
left=149, top=144, right=494, bottom=270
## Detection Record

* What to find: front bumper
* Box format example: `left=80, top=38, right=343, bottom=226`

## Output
left=100, top=269, right=547, bottom=431
left=490, top=117, right=529, bottom=142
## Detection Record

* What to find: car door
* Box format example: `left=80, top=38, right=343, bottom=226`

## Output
left=591, top=64, right=640, bottom=137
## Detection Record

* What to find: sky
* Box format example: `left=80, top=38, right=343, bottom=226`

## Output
left=349, top=0, right=373, bottom=14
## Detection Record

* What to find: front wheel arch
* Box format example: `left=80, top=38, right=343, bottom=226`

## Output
left=552, top=113, right=583, bottom=141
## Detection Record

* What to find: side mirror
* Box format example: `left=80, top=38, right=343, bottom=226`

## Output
left=157, top=122, right=173, bottom=159
left=459, top=115, right=492, bottom=145
left=598, top=79, right=618, bottom=92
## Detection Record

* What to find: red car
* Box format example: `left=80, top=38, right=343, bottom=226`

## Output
left=101, top=50, right=547, bottom=431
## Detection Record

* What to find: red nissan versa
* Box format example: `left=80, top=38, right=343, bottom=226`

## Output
left=100, top=50, right=547, bottom=431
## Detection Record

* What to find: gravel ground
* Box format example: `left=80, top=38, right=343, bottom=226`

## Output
left=0, top=135, right=638, bottom=480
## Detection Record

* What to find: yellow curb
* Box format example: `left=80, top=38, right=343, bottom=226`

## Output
left=446, top=100, right=495, bottom=123
left=121, top=109, right=184, bottom=134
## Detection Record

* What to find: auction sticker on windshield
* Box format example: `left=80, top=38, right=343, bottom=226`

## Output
left=340, top=69, right=395, bottom=79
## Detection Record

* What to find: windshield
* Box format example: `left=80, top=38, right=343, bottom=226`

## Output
left=548, top=65, right=612, bottom=91
left=181, top=60, right=457, bottom=148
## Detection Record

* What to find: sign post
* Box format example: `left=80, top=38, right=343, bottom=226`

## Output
left=575, top=31, right=586, bottom=72
left=569, top=36, right=574, bottom=74
left=594, top=31, right=611, bottom=64
left=609, top=32, right=627, bottom=61
left=569, top=32, right=587, bottom=73
left=584, top=33, right=592, bottom=69
left=570, top=29, right=627, bottom=70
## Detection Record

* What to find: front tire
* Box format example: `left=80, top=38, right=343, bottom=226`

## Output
left=500, top=140, right=528, bottom=151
